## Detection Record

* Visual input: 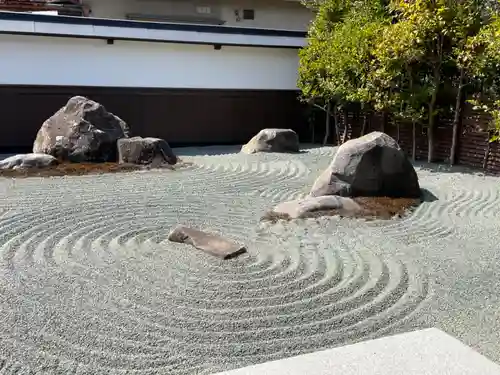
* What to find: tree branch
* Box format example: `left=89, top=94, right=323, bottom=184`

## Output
left=312, top=103, right=335, bottom=117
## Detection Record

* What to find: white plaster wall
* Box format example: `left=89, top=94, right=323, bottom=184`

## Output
left=0, top=34, right=300, bottom=90
left=84, top=0, right=313, bottom=31
left=220, top=0, right=313, bottom=30
left=85, top=0, right=217, bottom=20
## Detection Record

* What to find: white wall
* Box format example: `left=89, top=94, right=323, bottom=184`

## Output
left=84, top=0, right=313, bottom=31
left=86, top=0, right=208, bottom=20
left=220, top=0, right=313, bottom=30
left=0, top=34, right=300, bottom=90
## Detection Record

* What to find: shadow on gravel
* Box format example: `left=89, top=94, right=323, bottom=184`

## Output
left=421, top=188, right=438, bottom=202
left=174, top=145, right=243, bottom=157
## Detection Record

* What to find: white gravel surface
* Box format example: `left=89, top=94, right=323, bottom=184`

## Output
left=0, top=145, right=498, bottom=374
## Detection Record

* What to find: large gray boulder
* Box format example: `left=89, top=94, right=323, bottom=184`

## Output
left=241, top=128, right=299, bottom=154
left=0, top=153, right=58, bottom=170
left=117, top=137, right=177, bottom=166
left=33, top=96, right=130, bottom=162
left=310, top=132, right=420, bottom=198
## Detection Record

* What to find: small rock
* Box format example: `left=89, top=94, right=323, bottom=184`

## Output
left=117, top=136, right=177, bottom=166
left=168, top=225, right=246, bottom=259
left=271, top=195, right=362, bottom=219
left=0, top=153, right=59, bottom=170
left=241, top=128, right=299, bottom=154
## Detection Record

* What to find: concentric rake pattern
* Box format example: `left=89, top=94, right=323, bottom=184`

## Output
left=0, top=146, right=495, bottom=374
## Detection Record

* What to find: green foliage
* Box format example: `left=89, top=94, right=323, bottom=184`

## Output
left=469, top=98, right=500, bottom=141
left=368, top=16, right=428, bottom=120
left=298, top=0, right=389, bottom=104
left=299, top=0, right=500, bottom=149
left=463, top=14, right=500, bottom=140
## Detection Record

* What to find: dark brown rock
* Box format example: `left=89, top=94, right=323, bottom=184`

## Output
left=310, top=132, right=421, bottom=198
left=117, top=136, right=177, bottom=166
left=33, top=96, right=130, bottom=162
left=168, top=225, right=246, bottom=259
left=241, top=128, right=299, bottom=154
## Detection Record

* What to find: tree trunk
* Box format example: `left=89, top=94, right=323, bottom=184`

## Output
left=333, top=105, right=340, bottom=145
left=361, top=108, right=368, bottom=136
left=427, top=72, right=440, bottom=163
left=308, top=109, right=315, bottom=144
left=342, top=108, right=348, bottom=143
left=412, top=120, right=417, bottom=162
left=381, top=111, right=387, bottom=133
left=450, top=69, right=465, bottom=165
left=309, top=109, right=315, bottom=144
left=428, top=35, right=443, bottom=164
left=323, top=101, right=331, bottom=146
left=427, top=119, right=435, bottom=163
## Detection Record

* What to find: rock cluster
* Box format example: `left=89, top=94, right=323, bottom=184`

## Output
left=4, top=96, right=177, bottom=171
left=269, top=132, right=421, bottom=219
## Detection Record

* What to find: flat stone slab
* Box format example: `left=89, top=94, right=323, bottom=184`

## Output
left=214, top=328, right=500, bottom=375
left=168, top=225, right=246, bottom=259
left=272, top=195, right=362, bottom=219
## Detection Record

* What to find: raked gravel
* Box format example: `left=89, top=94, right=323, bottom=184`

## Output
left=0, top=145, right=498, bottom=374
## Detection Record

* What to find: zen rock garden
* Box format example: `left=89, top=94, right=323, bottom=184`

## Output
left=3, top=97, right=500, bottom=375
left=4, top=1, right=500, bottom=371
left=170, top=131, right=422, bottom=259
left=0, top=95, right=423, bottom=260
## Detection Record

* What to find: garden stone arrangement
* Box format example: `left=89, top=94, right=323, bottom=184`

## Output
left=1, top=127, right=500, bottom=374
left=0, top=96, right=178, bottom=176
left=33, top=95, right=131, bottom=163
left=268, top=132, right=422, bottom=220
